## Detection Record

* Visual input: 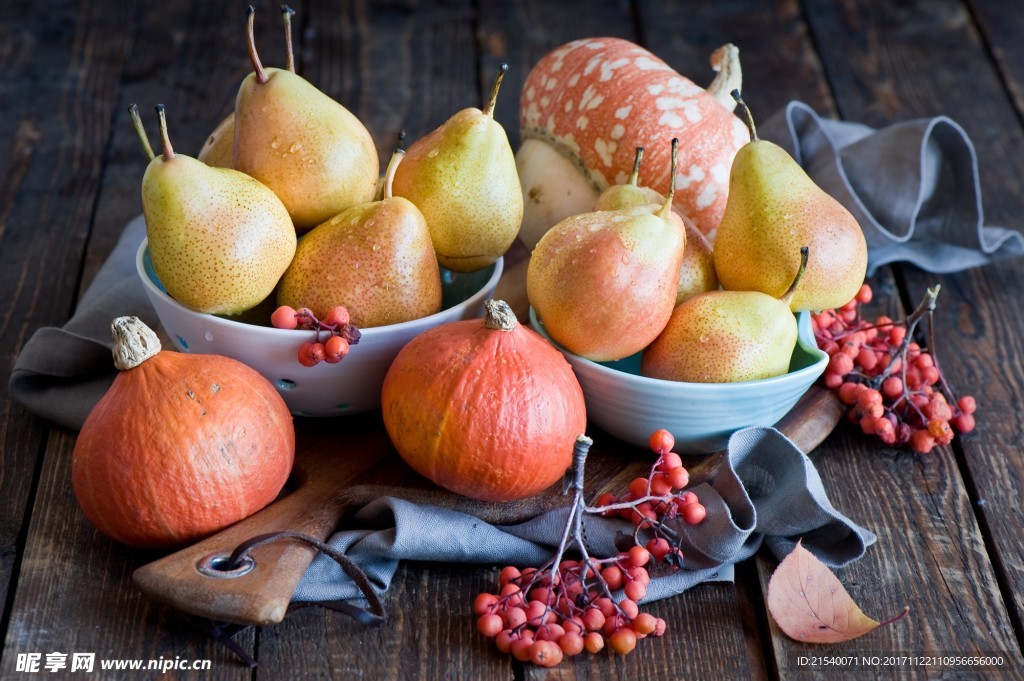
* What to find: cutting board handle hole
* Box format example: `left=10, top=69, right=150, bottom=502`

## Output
left=195, top=553, right=256, bottom=579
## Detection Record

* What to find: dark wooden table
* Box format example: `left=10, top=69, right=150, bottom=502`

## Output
left=3, top=1, right=1024, bottom=678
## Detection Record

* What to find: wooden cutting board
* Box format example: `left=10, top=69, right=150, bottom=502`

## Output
left=132, top=384, right=844, bottom=627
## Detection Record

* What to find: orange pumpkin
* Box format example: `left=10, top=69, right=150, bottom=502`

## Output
left=517, top=38, right=747, bottom=247
left=381, top=300, right=587, bottom=502
left=71, top=316, right=295, bottom=549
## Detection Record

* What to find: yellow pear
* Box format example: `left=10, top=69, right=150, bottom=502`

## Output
left=713, top=91, right=866, bottom=311
left=198, top=7, right=297, bottom=169
left=233, top=7, right=378, bottom=231
left=391, top=64, right=522, bottom=272
left=643, top=247, right=808, bottom=383
left=198, top=113, right=234, bottom=168
left=528, top=141, right=686, bottom=362
left=131, top=105, right=296, bottom=316
left=594, top=147, right=717, bottom=305
left=276, top=148, right=442, bottom=328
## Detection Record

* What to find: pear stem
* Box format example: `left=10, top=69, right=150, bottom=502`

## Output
left=731, top=89, right=758, bottom=142
left=383, top=147, right=405, bottom=200
left=282, top=5, right=296, bottom=73
left=628, top=146, right=644, bottom=187
left=155, top=104, right=174, bottom=160
left=780, top=246, right=809, bottom=305
left=246, top=6, right=268, bottom=84
left=127, top=104, right=155, bottom=161
left=482, top=63, right=508, bottom=118
left=657, top=138, right=678, bottom=220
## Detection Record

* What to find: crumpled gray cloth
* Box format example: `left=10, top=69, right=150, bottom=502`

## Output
left=10, top=103, right=1023, bottom=429
left=294, top=427, right=875, bottom=604
left=9, top=215, right=155, bottom=431
left=759, top=101, right=1024, bottom=275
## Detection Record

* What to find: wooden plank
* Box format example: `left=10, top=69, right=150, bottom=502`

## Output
left=0, top=0, right=135, bottom=641
left=968, top=0, right=1024, bottom=116
left=257, top=563, right=514, bottom=679
left=1, top=1, right=259, bottom=674
left=637, top=0, right=835, bottom=117
left=757, top=0, right=1024, bottom=675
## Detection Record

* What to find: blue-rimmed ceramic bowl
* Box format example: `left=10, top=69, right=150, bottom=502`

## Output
left=530, top=308, right=828, bottom=453
left=137, top=238, right=502, bottom=417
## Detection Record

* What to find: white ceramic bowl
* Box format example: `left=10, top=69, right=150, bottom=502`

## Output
left=137, top=239, right=502, bottom=417
left=530, top=308, right=828, bottom=454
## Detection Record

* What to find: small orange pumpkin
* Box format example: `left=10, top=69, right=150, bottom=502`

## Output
left=71, top=316, right=295, bottom=549
left=381, top=300, right=587, bottom=502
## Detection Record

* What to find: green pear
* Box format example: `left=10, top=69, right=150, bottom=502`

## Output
left=642, top=247, right=808, bottom=383
left=713, top=90, right=867, bottom=311
left=594, top=146, right=717, bottom=305
left=276, top=148, right=442, bottom=328
left=391, top=64, right=522, bottom=272
left=131, top=105, right=296, bottom=316
left=233, top=7, right=378, bottom=231
left=527, top=140, right=686, bottom=362
left=198, top=7, right=297, bottom=169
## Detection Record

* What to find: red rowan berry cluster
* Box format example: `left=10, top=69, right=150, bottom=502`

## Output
left=270, top=304, right=361, bottom=366
left=812, top=283, right=976, bottom=454
left=474, top=430, right=706, bottom=667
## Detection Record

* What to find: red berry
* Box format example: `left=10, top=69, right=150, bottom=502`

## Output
left=951, top=413, right=976, bottom=433
left=298, top=341, right=325, bottom=367
left=958, top=395, right=977, bottom=415
left=828, top=352, right=854, bottom=376
left=499, top=566, right=521, bottom=587
left=681, top=502, right=707, bottom=525
left=646, top=537, right=671, bottom=562
left=881, top=376, right=903, bottom=399
left=633, top=612, right=658, bottom=636
left=665, top=465, right=689, bottom=490
left=584, top=632, right=605, bottom=654
left=477, top=613, right=504, bottom=637
left=618, top=599, right=640, bottom=620
left=601, top=565, right=624, bottom=591
left=473, top=592, right=498, bottom=615
left=910, top=430, right=936, bottom=454
left=658, top=451, right=683, bottom=472
left=649, top=429, right=674, bottom=455
left=559, top=632, right=585, bottom=656
left=270, top=305, right=299, bottom=329
left=323, top=335, right=350, bottom=363
left=628, top=546, right=650, bottom=568
left=608, top=628, right=637, bottom=655
left=838, top=381, right=863, bottom=405
left=582, top=607, right=606, bottom=632
left=649, top=472, right=672, bottom=496
left=624, top=580, right=647, bottom=602
left=323, top=305, right=351, bottom=328
left=856, top=283, right=873, bottom=304
left=529, top=640, right=563, bottom=667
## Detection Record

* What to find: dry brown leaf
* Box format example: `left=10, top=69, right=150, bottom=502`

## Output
left=767, top=540, right=909, bottom=643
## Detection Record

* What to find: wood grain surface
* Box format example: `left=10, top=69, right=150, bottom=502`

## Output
left=2, top=1, right=1023, bottom=679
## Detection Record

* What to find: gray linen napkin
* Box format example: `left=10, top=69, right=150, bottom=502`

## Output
left=294, top=427, right=875, bottom=605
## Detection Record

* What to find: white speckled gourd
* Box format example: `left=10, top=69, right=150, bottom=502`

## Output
left=517, top=38, right=748, bottom=248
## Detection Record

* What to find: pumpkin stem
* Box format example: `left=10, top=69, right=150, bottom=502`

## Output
left=111, top=316, right=162, bottom=370
left=483, top=300, right=518, bottom=331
